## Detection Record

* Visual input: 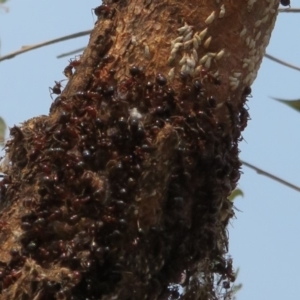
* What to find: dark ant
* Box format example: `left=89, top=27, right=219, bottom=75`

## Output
left=193, top=79, right=203, bottom=91
left=207, top=96, right=217, bottom=108
left=64, top=65, right=73, bottom=78
left=225, top=99, right=238, bottom=127
left=48, top=209, right=62, bottom=222
left=0, top=175, right=11, bottom=201
left=73, top=91, right=101, bottom=102
left=129, top=65, right=144, bottom=78
left=116, top=65, right=145, bottom=97
left=93, top=55, right=115, bottom=78
left=69, top=56, right=81, bottom=68
left=38, top=247, right=50, bottom=260
left=93, top=4, right=113, bottom=18
left=239, top=107, right=250, bottom=131
left=49, top=80, right=65, bottom=99
left=242, top=86, right=252, bottom=97
left=63, top=56, right=81, bottom=79
left=216, top=257, right=235, bottom=285
left=22, top=197, right=38, bottom=208
left=280, top=0, right=290, bottom=6
left=49, top=96, right=68, bottom=113
left=156, top=73, right=167, bottom=86
left=71, top=196, right=91, bottom=211
left=80, top=106, right=97, bottom=118
left=118, top=77, right=135, bottom=95
left=3, top=270, right=22, bottom=288
left=102, top=54, right=115, bottom=64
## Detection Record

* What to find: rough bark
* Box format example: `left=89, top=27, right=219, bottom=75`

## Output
left=0, top=0, right=279, bottom=299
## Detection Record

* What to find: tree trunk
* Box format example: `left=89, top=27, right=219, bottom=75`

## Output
left=0, top=0, right=279, bottom=299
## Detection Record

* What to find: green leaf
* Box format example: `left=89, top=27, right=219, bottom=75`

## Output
left=228, top=189, right=244, bottom=202
left=272, top=97, right=300, bottom=113
left=232, top=283, right=243, bottom=294
left=0, top=117, right=7, bottom=146
left=231, top=268, right=242, bottom=296
left=0, top=0, right=9, bottom=4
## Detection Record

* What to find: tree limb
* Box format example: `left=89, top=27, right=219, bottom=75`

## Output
left=0, top=30, right=91, bottom=62
left=278, top=8, right=300, bottom=12
left=264, top=53, right=300, bottom=72
left=56, top=47, right=86, bottom=59
left=241, top=160, right=300, bottom=192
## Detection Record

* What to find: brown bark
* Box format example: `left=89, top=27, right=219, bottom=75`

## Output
left=0, top=0, right=279, bottom=299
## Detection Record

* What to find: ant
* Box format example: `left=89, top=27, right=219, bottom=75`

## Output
left=119, top=77, right=135, bottom=93
left=216, top=257, right=235, bottom=286
left=49, top=80, right=65, bottom=99
left=63, top=56, right=81, bottom=79
left=93, top=4, right=114, bottom=18
left=117, top=66, right=144, bottom=95
left=0, top=174, right=11, bottom=202
left=68, top=56, right=81, bottom=68
left=199, top=67, right=221, bottom=85
left=239, top=107, right=250, bottom=131
left=280, top=0, right=290, bottom=7
left=242, top=86, right=252, bottom=97
left=64, top=65, right=73, bottom=78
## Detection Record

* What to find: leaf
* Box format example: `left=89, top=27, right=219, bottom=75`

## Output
left=0, top=0, right=9, bottom=4
left=231, top=283, right=243, bottom=294
left=272, top=97, right=300, bottom=113
left=231, top=268, right=243, bottom=296
left=228, top=189, right=244, bottom=202
left=0, top=117, right=7, bottom=146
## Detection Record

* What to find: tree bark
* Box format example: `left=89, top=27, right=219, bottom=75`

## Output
left=0, top=0, right=279, bottom=299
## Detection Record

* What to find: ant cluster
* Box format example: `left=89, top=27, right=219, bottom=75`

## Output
left=1, top=34, right=251, bottom=300
left=2, top=65, right=249, bottom=299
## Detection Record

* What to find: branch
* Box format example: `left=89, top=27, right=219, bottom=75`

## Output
left=264, top=53, right=300, bottom=72
left=278, top=8, right=300, bottom=12
left=241, top=160, right=300, bottom=192
left=57, top=47, right=86, bottom=59
left=0, top=30, right=92, bottom=62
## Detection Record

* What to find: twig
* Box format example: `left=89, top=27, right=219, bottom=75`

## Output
left=0, top=30, right=92, bottom=62
left=278, top=8, right=300, bottom=13
left=264, top=53, right=300, bottom=72
left=241, top=160, right=300, bottom=192
left=57, top=47, right=86, bottom=59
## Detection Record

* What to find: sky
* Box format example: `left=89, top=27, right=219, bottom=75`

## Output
left=0, top=1, right=299, bottom=299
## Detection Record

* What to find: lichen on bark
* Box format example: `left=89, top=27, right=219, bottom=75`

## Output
left=0, top=0, right=279, bottom=299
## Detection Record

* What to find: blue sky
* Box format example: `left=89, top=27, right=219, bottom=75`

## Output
left=0, top=1, right=299, bottom=299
